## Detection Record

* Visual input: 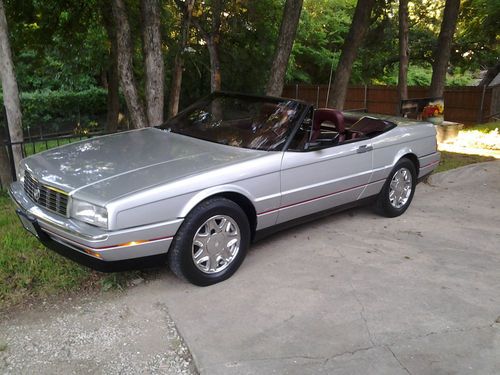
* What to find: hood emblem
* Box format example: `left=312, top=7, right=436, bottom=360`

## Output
left=33, top=187, right=41, bottom=201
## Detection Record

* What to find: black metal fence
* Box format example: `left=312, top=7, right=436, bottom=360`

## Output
left=0, top=120, right=111, bottom=190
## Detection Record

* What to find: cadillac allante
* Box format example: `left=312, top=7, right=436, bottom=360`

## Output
left=10, top=92, right=440, bottom=285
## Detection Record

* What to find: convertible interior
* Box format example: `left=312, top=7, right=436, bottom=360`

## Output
left=291, top=108, right=396, bottom=151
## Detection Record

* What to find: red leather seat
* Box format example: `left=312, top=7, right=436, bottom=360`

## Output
left=311, top=108, right=345, bottom=142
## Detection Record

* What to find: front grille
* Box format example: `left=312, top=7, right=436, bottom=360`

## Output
left=24, top=172, right=68, bottom=216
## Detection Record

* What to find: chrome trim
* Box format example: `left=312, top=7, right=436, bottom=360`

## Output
left=24, top=171, right=69, bottom=216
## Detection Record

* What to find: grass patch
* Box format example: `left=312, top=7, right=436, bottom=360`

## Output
left=0, top=191, right=93, bottom=309
left=23, top=136, right=88, bottom=157
left=0, top=191, right=143, bottom=311
left=463, top=122, right=499, bottom=133
left=435, top=151, right=495, bottom=173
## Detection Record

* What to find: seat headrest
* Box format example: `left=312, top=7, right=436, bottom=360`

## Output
left=313, top=109, right=345, bottom=133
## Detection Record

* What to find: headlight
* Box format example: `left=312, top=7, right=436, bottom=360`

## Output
left=70, top=199, right=108, bottom=228
left=17, top=163, right=25, bottom=183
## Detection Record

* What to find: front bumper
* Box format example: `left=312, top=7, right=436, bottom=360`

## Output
left=9, top=182, right=182, bottom=270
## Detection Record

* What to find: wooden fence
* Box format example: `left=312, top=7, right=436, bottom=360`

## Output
left=282, top=84, right=499, bottom=124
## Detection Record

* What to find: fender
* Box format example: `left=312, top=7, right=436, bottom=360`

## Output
left=392, top=146, right=416, bottom=168
left=178, top=184, right=257, bottom=218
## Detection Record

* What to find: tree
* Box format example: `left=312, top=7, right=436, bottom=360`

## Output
left=397, top=0, right=409, bottom=111
left=0, top=0, right=23, bottom=180
left=192, top=0, right=223, bottom=92
left=168, top=0, right=195, bottom=118
left=327, top=0, right=376, bottom=110
left=454, top=0, right=500, bottom=82
left=141, top=0, right=164, bottom=126
left=287, top=0, right=355, bottom=85
left=479, top=63, right=500, bottom=87
left=112, top=0, right=148, bottom=129
left=101, top=2, right=120, bottom=132
left=429, top=0, right=460, bottom=98
left=266, top=0, right=303, bottom=97
left=0, top=133, right=11, bottom=186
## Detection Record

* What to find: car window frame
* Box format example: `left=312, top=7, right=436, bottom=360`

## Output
left=157, top=92, right=310, bottom=152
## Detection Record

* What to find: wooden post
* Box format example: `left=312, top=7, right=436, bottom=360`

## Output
left=477, top=85, right=487, bottom=123
left=364, top=84, right=368, bottom=112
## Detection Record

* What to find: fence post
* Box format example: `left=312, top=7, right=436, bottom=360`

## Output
left=477, top=85, right=487, bottom=123
left=364, top=85, right=368, bottom=112
left=295, top=84, right=299, bottom=99
left=316, top=85, right=320, bottom=108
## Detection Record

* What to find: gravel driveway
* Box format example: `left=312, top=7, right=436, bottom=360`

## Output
left=0, top=289, right=196, bottom=374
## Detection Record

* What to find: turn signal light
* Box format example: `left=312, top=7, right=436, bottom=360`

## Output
left=84, top=249, right=102, bottom=258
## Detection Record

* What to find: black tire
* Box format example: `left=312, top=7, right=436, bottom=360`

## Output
left=167, top=197, right=250, bottom=286
left=375, top=158, right=417, bottom=218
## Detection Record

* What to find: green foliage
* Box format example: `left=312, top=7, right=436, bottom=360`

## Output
left=0, top=88, right=108, bottom=134
left=6, top=0, right=108, bottom=92
left=167, top=0, right=282, bottom=104
left=464, top=122, right=500, bottom=133
left=372, top=64, right=475, bottom=86
left=2, top=0, right=497, bottom=117
left=453, top=0, right=500, bottom=71
left=289, top=0, right=355, bottom=84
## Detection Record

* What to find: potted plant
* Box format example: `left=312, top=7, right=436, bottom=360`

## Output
left=422, top=101, right=444, bottom=125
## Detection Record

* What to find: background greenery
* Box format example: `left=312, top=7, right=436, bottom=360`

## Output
left=2, top=0, right=498, bottom=134
left=1, top=89, right=108, bottom=134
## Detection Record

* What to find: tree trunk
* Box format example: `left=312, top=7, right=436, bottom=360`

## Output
left=207, top=37, right=221, bottom=92
left=397, top=0, right=409, bottom=113
left=168, top=56, right=184, bottom=118
left=168, top=0, right=195, bottom=118
left=106, top=51, right=120, bottom=132
left=141, top=0, right=164, bottom=126
left=327, top=0, right=376, bottom=110
left=112, top=0, right=148, bottom=129
left=101, top=3, right=120, bottom=133
left=266, top=0, right=303, bottom=97
left=0, top=0, right=23, bottom=175
left=429, top=0, right=460, bottom=98
left=478, top=63, right=500, bottom=87
left=0, top=131, right=12, bottom=187
left=191, top=0, right=222, bottom=92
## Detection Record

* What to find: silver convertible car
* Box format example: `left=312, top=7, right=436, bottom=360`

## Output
left=10, top=92, right=440, bottom=285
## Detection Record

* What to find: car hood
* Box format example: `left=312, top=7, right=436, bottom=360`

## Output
left=23, top=128, right=267, bottom=203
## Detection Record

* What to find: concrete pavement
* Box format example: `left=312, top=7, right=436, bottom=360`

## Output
left=157, top=161, right=500, bottom=374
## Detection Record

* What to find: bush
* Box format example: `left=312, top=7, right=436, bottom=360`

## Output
left=1, top=88, right=108, bottom=135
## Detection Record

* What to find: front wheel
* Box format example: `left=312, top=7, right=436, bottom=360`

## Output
left=167, top=197, right=250, bottom=286
left=375, top=158, right=417, bottom=218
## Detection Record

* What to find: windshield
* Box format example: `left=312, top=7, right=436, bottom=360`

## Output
left=158, top=94, right=304, bottom=151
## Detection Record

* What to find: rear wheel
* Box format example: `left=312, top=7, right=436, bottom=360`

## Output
left=375, top=158, right=417, bottom=217
left=167, top=197, right=250, bottom=286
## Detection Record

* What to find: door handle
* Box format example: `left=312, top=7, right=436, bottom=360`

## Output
left=357, top=145, right=373, bottom=153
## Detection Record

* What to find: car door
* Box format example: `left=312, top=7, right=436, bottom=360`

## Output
left=277, top=140, right=374, bottom=224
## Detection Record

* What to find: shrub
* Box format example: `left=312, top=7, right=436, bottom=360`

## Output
left=1, top=88, right=108, bottom=136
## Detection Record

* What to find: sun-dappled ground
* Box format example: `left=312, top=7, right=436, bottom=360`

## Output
left=435, top=122, right=500, bottom=173
left=438, top=122, right=500, bottom=160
